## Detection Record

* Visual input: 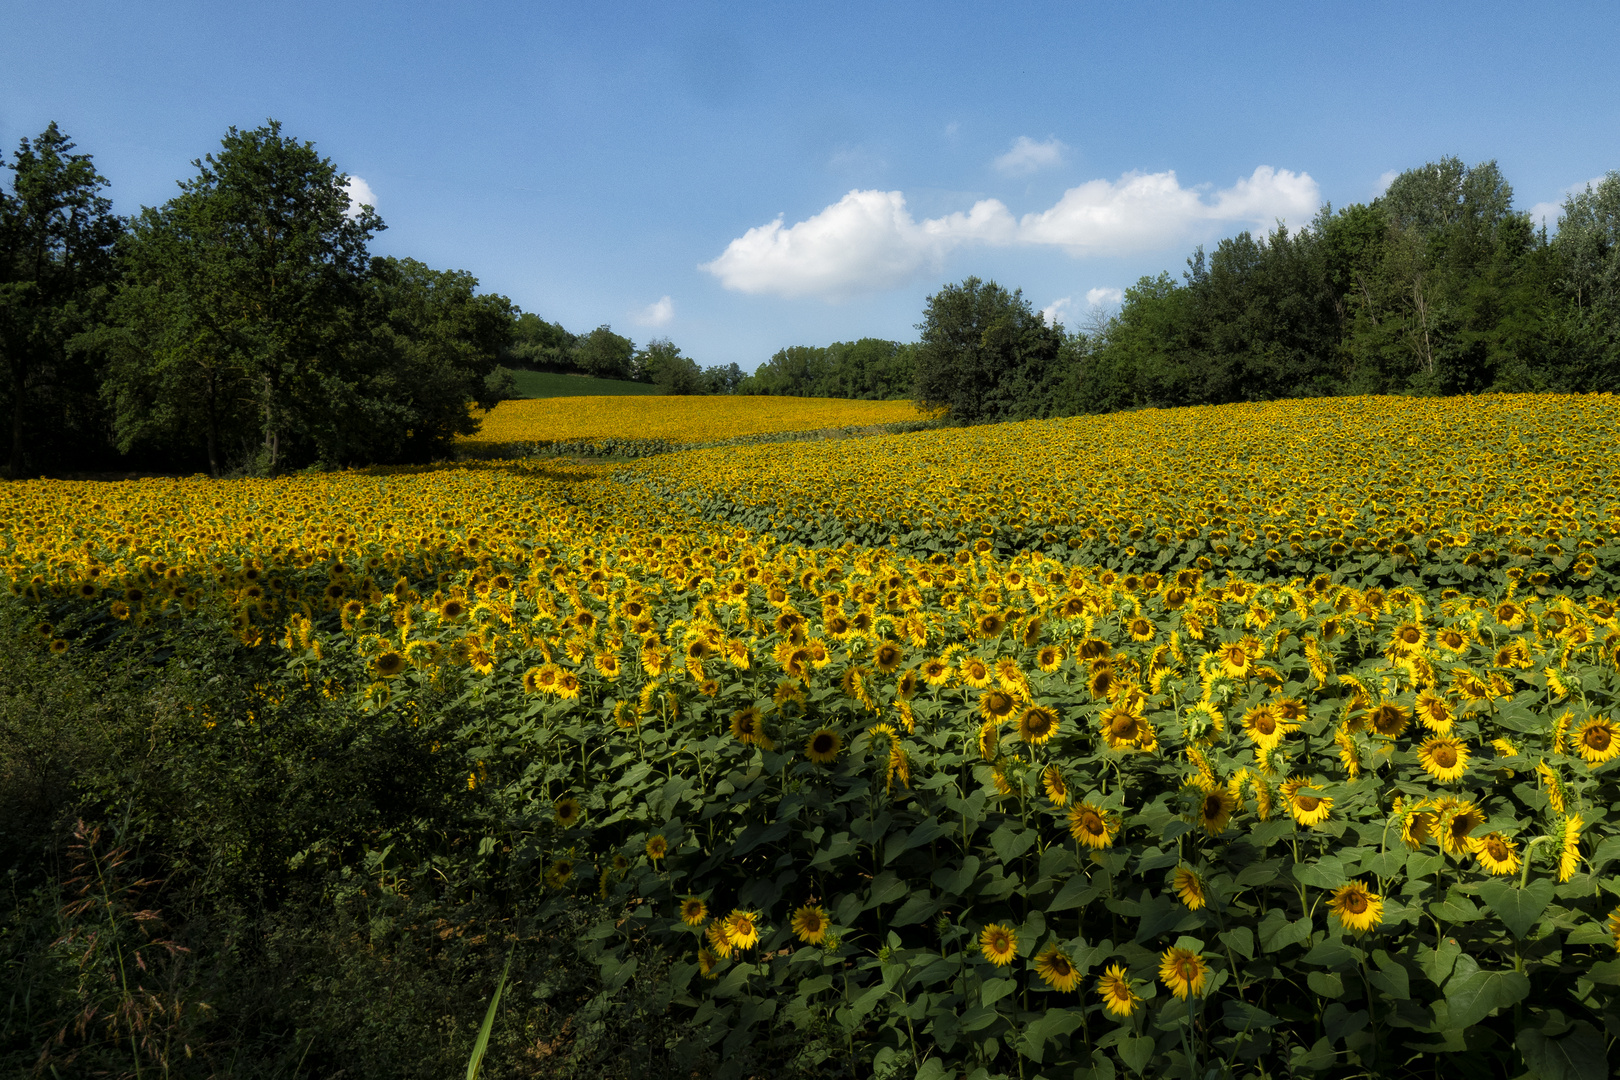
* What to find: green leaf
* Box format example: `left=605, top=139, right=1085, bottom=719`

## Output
left=1119, top=1034, right=1155, bottom=1075
left=1322, top=1002, right=1368, bottom=1045
left=913, top=1058, right=950, bottom=1080
left=1220, top=1000, right=1276, bottom=1032
left=1444, top=964, right=1530, bottom=1029
left=1024, top=1009, right=1086, bottom=1063
left=1291, top=854, right=1344, bottom=889
left=465, top=951, right=512, bottom=1080
left=1307, top=971, right=1344, bottom=998
left=890, top=892, right=942, bottom=927
left=1049, top=874, right=1099, bottom=911
left=1218, top=926, right=1255, bottom=961
left=988, top=821, right=1036, bottom=865
left=1518, top=1027, right=1611, bottom=1080
left=979, top=976, right=1017, bottom=1007
left=1257, top=909, right=1313, bottom=953
left=1478, top=876, right=1555, bottom=939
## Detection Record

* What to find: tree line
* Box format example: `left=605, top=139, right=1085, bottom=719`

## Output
left=909, top=158, right=1620, bottom=423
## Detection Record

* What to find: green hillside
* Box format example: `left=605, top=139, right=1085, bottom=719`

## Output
left=510, top=369, right=662, bottom=398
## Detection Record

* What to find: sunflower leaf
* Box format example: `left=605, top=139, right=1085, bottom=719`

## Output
left=1478, top=877, right=1555, bottom=939
left=1443, top=965, right=1529, bottom=1030
left=1516, top=1027, right=1610, bottom=1080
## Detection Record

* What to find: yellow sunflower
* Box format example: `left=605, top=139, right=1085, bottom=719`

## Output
left=1559, top=815, right=1584, bottom=882
left=1470, top=832, right=1520, bottom=876
left=1035, top=644, right=1065, bottom=672
left=1017, top=705, right=1060, bottom=745
left=1439, top=800, right=1486, bottom=857
left=979, top=923, right=1018, bottom=966
left=1126, top=616, right=1155, bottom=643
left=1414, top=690, right=1455, bottom=734
left=1241, top=704, right=1298, bottom=752
left=1034, top=944, right=1081, bottom=992
left=1158, top=947, right=1210, bottom=999
left=1574, top=718, right=1620, bottom=767
left=805, top=728, right=843, bottom=764
left=1368, top=702, right=1410, bottom=739
left=1328, top=881, right=1384, bottom=933
left=546, top=858, right=575, bottom=889
left=790, top=904, right=830, bottom=945
left=1041, top=765, right=1069, bottom=806
left=978, top=689, right=1019, bottom=723
left=706, top=919, right=733, bottom=958
left=1607, top=905, right=1620, bottom=951
left=961, top=657, right=993, bottom=689
left=680, top=897, right=708, bottom=926
left=554, top=796, right=583, bottom=829
left=1416, top=737, right=1471, bottom=783
left=1193, top=782, right=1238, bottom=835
left=1172, top=867, right=1206, bottom=910
left=373, top=651, right=406, bottom=678
left=1096, top=963, right=1140, bottom=1018
left=920, top=657, right=953, bottom=686
left=1216, top=642, right=1251, bottom=679
left=872, top=640, right=904, bottom=673
left=697, top=946, right=719, bottom=979
left=1068, top=802, right=1117, bottom=849
left=1099, top=702, right=1151, bottom=751
left=730, top=706, right=773, bottom=749
left=722, top=909, right=762, bottom=950
left=1281, top=776, right=1333, bottom=827
left=1400, top=801, right=1438, bottom=849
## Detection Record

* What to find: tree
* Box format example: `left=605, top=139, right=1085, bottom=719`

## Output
left=108, top=120, right=381, bottom=473
left=913, top=277, right=1062, bottom=423
left=573, top=325, right=635, bottom=379
left=636, top=338, right=701, bottom=394
left=503, top=311, right=577, bottom=370
left=0, top=123, right=122, bottom=477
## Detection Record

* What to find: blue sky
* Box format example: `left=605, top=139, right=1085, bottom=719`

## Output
left=4, top=1, right=1617, bottom=370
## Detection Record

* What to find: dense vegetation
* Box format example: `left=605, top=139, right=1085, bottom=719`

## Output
left=4, top=393, right=1619, bottom=1079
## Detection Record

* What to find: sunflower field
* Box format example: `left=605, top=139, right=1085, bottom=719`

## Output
left=4, top=393, right=1620, bottom=1079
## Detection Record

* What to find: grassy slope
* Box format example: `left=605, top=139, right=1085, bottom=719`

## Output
left=510, top=370, right=662, bottom=398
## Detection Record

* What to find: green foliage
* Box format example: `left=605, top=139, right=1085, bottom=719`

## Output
left=745, top=338, right=917, bottom=400
left=913, top=278, right=1065, bottom=423
left=509, top=369, right=664, bottom=398
left=0, top=122, right=123, bottom=478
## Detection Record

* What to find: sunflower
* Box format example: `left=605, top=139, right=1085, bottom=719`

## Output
left=1017, top=705, right=1059, bottom=745
left=1414, top=691, right=1455, bottom=734
left=730, top=706, right=767, bottom=746
left=976, top=611, right=1007, bottom=638
left=961, top=657, right=993, bottom=688
left=1559, top=815, right=1584, bottom=882
left=1470, top=832, right=1520, bottom=875
left=1434, top=628, right=1469, bottom=653
left=921, top=657, right=952, bottom=686
left=1216, top=642, right=1251, bottom=679
left=645, top=835, right=668, bottom=862
left=995, top=656, right=1027, bottom=692
left=680, top=896, right=708, bottom=926
left=1041, top=765, right=1069, bottom=806
left=979, top=923, right=1018, bottom=966
left=896, top=669, right=920, bottom=700
left=723, top=909, right=762, bottom=950
left=1281, top=777, right=1333, bottom=827
left=1158, top=947, right=1210, bottom=999
left=546, top=858, right=574, bottom=889
left=1099, top=702, right=1149, bottom=750
left=49, top=638, right=69, bottom=654
left=1417, top=737, right=1470, bottom=783
left=1608, top=905, right=1620, bottom=951
left=1439, top=800, right=1486, bottom=857
left=554, top=671, right=581, bottom=699
left=1241, top=704, right=1297, bottom=752
left=438, top=598, right=467, bottom=621
left=1126, top=616, right=1155, bottom=643
left=1368, top=702, right=1410, bottom=739
left=374, top=651, right=406, bottom=678
left=1327, top=881, right=1384, bottom=933
left=1172, top=866, right=1206, bottom=910
left=1400, top=801, right=1438, bottom=848
left=1034, top=944, right=1081, bottom=992
left=873, top=640, right=904, bottom=673
left=791, top=904, right=830, bottom=945
left=706, top=919, right=733, bottom=958
left=554, top=796, right=583, bottom=829
left=978, top=689, right=1019, bottom=723
left=1096, top=963, right=1140, bottom=1017
left=1035, top=644, right=1065, bottom=672
left=805, top=728, right=842, bottom=764
left=1194, top=782, right=1239, bottom=835
left=1574, top=718, right=1620, bottom=767
left=1389, top=622, right=1426, bottom=652
left=1068, top=802, right=1117, bottom=849
left=697, top=946, right=719, bottom=979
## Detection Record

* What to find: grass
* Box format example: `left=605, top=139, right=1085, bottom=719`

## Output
left=509, top=369, right=663, bottom=398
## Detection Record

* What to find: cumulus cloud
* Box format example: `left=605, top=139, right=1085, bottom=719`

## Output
left=1528, top=176, right=1608, bottom=232
left=700, top=189, right=1015, bottom=300
left=1040, top=296, right=1073, bottom=326
left=704, top=166, right=1321, bottom=300
left=1375, top=170, right=1400, bottom=196
left=1086, top=286, right=1123, bottom=308
left=634, top=295, right=675, bottom=327
left=994, top=136, right=1067, bottom=176
left=343, top=175, right=377, bottom=219
left=1018, top=167, right=1319, bottom=256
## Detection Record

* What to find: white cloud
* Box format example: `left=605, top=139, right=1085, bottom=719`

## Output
left=1040, top=296, right=1073, bottom=326
left=700, top=189, right=1014, bottom=300
left=704, top=165, right=1321, bottom=300
left=634, top=295, right=674, bottom=327
left=343, top=175, right=376, bottom=219
left=994, top=136, right=1067, bottom=176
left=1086, top=286, right=1123, bottom=308
left=1529, top=176, right=1607, bottom=231
left=1018, top=166, right=1319, bottom=256
left=1375, top=170, right=1400, bottom=196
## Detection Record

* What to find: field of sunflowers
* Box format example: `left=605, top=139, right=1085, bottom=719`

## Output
left=4, top=392, right=1619, bottom=1079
